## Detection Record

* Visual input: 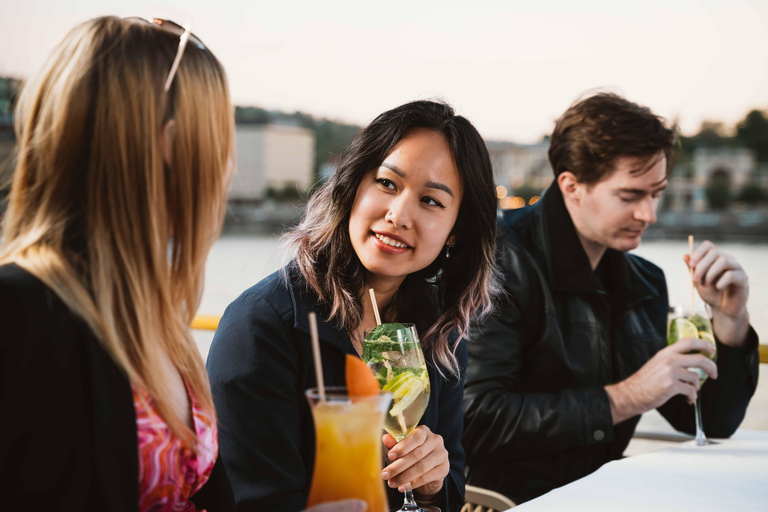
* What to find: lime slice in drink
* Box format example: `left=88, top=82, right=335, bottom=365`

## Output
left=697, top=330, right=717, bottom=360
left=382, top=372, right=412, bottom=393
left=668, top=318, right=699, bottom=345
left=389, top=376, right=425, bottom=418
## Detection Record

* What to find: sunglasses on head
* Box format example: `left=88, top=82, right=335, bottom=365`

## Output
left=129, top=18, right=207, bottom=92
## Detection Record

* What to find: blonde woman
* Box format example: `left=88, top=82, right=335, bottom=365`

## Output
left=0, top=16, right=236, bottom=512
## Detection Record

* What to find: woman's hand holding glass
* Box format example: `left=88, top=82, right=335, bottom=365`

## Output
left=381, top=425, right=449, bottom=496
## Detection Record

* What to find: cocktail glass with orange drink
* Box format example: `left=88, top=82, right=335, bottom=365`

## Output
left=305, top=353, right=393, bottom=512
left=305, top=388, right=391, bottom=512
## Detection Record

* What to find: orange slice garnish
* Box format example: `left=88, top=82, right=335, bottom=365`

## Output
left=345, top=354, right=380, bottom=397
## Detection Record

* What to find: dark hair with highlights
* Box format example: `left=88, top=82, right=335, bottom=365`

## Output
left=283, top=100, right=499, bottom=376
left=548, top=92, right=679, bottom=185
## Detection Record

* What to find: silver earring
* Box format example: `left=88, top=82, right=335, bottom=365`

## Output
left=446, top=242, right=454, bottom=258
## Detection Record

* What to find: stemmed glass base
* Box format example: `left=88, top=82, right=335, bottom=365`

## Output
left=392, top=485, right=439, bottom=512
left=397, top=482, right=421, bottom=511
left=388, top=457, right=435, bottom=512
left=693, top=396, right=709, bottom=446
left=693, top=385, right=717, bottom=446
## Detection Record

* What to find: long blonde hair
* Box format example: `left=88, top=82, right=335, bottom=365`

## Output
left=0, top=16, right=234, bottom=444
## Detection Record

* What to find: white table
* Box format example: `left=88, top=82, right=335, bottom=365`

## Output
left=509, top=429, right=768, bottom=511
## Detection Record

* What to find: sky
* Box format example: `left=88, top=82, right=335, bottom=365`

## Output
left=2, top=0, right=767, bottom=143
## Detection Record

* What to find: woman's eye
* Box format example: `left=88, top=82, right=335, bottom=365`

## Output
left=422, top=196, right=445, bottom=208
left=375, top=178, right=396, bottom=190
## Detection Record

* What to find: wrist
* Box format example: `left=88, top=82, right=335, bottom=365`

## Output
left=605, top=381, right=640, bottom=425
left=712, top=309, right=750, bottom=348
left=414, top=481, right=443, bottom=500
left=414, top=486, right=444, bottom=507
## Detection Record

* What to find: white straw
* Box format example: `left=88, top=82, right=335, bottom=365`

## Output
left=369, top=288, right=382, bottom=326
left=308, top=312, right=326, bottom=402
left=689, top=235, right=696, bottom=315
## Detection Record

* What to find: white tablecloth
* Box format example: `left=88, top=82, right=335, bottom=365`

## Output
left=509, top=429, right=768, bottom=511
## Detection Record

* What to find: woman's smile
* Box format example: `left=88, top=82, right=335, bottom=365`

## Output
left=372, top=231, right=412, bottom=252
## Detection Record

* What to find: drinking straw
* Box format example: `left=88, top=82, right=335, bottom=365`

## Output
left=689, top=235, right=696, bottom=315
left=369, top=288, right=382, bottom=326
left=308, top=312, right=326, bottom=402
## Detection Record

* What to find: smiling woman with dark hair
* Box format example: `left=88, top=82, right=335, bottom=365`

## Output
left=207, top=100, right=500, bottom=512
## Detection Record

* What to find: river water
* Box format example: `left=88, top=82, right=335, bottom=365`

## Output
left=197, top=235, right=767, bottom=340
left=194, top=235, right=767, bottom=435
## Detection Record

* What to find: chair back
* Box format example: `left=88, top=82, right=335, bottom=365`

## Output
left=461, top=485, right=516, bottom=512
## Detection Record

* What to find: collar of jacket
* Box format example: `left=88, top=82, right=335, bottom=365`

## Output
left=285, top=265, right=356, bottom=353
left=283, top=263, right=443, bottom=353
left=532, top=181, right=660, bottom=308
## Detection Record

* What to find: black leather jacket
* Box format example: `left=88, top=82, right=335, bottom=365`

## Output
left=462, top=183, right=760, bottom=504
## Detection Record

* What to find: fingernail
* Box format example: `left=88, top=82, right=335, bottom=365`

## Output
left=398, top=486, right=405, bottom=493
left=388, top=452, right=397, bottom=460
left=389, top=480, right=397, bottom=488
left=352, top=500, right=367, bottom=512
left=381, top=471, right=390, bottom=480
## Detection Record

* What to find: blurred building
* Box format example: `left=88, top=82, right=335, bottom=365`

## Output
left=488, top=139, right=766, bottom=215
left=692, top=147, right=753, bottom=189
left=230, top=123, right=315, bottom=202
left=486, top=140, right=552, bottom=192
left=487, top=141, right=552, bottom=210
left=665, top=147, right=757, bottom=212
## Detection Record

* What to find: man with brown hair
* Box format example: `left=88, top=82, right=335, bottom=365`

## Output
left=462, top=92, right=759, bottom=504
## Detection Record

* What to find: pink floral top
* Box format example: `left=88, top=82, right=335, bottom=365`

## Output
left=132, top=384, right=218, bottom=512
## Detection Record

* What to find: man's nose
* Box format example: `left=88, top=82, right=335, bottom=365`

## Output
left=634, top=197, right=658, bottom=224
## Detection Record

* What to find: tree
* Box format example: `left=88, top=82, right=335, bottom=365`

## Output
left=735, top=182, right=767, bottom=204
left=313, top=119, right=359, bottom=179
left=736, top=110, right=768, bottom=163
left=235, top=106, right=270, bottom=124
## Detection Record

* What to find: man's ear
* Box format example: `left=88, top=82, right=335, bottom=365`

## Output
left=161, top=119, right=177, bottom=168
left=557, top=171, right=582, bottom=204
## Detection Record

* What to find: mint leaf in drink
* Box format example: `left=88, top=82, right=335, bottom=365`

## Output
left=375, top=365, right=389, bottom=388
left=689, top=314, right=710, bottom=333
left=365, top=323, right=407, bottom=341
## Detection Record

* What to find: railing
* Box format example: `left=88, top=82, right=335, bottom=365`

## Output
left=191, top=315, right=768, bottom=364
left=192, top=315, right=220, bottom=331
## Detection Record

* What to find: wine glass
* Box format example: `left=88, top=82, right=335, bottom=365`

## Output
left=667, top=305, right=717, bottom=446
left=363, top=323, right=432, bottom=512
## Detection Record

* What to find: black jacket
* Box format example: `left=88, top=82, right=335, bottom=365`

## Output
left=462, top=183, right=760, bottom=504
left=0, top=264, right=233, bottom=511
left=207, top=264, right=467, bottom=512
